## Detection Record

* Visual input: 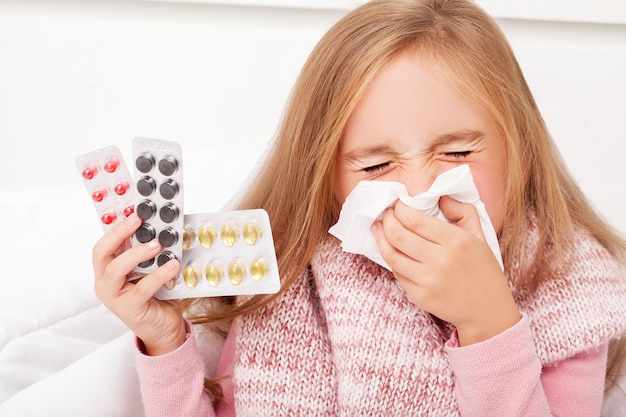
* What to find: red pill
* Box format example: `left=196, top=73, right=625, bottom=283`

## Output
left=101, top=211, right=118, bottom=225
left=103, top=157, right=120, bottom=173
left=82, top=165, right=98, bottom=180
left=114, top=180, right=130, bottom=196
left=92, top=188, right=108, bottom=202
left=123, top=206, right=135, bottom=217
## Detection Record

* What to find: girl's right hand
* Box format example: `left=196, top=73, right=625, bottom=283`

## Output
left=92, top=213, right=186, bottom=356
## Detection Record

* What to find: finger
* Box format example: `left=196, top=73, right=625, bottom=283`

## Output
left=371, top=218, right=401, bottom=267
left=130, top=259, right=181, bottom=304
left=393, top=270, right=426, bottom=302
left=377, top=207, right=433, bottom=263
left=372, top=214, right=430, bottom=271
left=392, top=201, right=454, bottom=245
left=95, top=239, right=162, bottom=301
left=438, top=196, right=486, bottom=242
left=93, top=213, right=142, bottom=277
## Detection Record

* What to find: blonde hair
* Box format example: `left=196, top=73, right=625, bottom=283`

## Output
left=185, top=0, right=626, bottom=398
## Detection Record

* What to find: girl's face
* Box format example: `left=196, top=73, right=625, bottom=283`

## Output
left=335, top=52, right=508, bottom=233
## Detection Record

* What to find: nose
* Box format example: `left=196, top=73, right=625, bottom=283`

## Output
left=400, top=166, right=438, bottom=197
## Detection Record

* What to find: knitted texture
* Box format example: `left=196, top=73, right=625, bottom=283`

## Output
left=507, top=216, right=626, bottom=364
left=233, top=215, right=626, bottom=416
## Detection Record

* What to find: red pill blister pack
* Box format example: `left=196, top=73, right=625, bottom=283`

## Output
left=75, top=146, right=135, bottom=230
left=76, top=138, right=281, bottom=300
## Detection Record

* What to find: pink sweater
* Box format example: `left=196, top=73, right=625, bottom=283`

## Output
left=136, top=314, right=608, bottom=416
left=136, top=222, right=626, bottom=415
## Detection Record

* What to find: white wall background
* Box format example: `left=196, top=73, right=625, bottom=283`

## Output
left=0, top=0, right=625, bottom=233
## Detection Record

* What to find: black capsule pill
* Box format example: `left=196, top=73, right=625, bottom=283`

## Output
left=159, top=179, right=179, bottom=200
left=138, top=258, right=154, bottom=268
left=158, top=155, right=178, bottom=176
left=135, top=152, right=155, bottom=173
left=157, top=251, right=177, bottom=266
left=159, top=203, right=179, bottom=223
left=158, top=227, right=179, bottom=248
left=136, top=200, right=157, bottom=220
left=137, top=176, right=156, bottom=196
left=135, top=223, right=156, bottom=243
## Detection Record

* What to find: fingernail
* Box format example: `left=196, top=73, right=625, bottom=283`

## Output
left=125, top=213, right=140, bottom=226
left=146, top=239, right=159, bottom=250
left=371, top=223, right=379, bottom=233
left=165, top=259, right=179, bottom=270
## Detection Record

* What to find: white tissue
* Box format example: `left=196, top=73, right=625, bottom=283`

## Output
left=328, top=164, right=503, bottom=270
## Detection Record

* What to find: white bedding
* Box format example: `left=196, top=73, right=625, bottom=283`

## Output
left=0, top=189, right=142, bottom=416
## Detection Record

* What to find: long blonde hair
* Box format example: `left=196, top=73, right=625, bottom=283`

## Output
left=185, top=0, right=626, bottom=397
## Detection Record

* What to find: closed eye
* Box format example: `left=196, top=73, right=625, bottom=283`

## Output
left=444, top=151, right=472, bottom=159
left=363, top=162, right=390, bottom=173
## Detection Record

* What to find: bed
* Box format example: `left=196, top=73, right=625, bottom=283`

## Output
left=0, top=188, right=146, bottom=415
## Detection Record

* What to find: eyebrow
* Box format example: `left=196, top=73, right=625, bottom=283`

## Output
left=342, top=145, right=397, bottom=162
left=431, top=129, right=484, bottom=146
left=341, top=129, right=485, bottom=162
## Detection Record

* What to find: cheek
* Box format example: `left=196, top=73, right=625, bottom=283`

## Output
left=473, top=175, right=506, bottom=233
left=333, top=171, right=356, bottom=206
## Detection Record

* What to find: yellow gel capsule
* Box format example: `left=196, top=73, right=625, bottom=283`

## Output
left=198, top=223, right=217, bottom=249
left=205, top=262, right=224, bottom=287
left=164, top=277, right=177, bottom=290
left=249, top=257, right=269, bottom=281
left=243, top=222, right=262, bottom=245
left=221, top=223, right=239, bottom=247
left=183, top=264, right=202, bottom=288
left=228, top=259, right=246, bottom=286
left=182, top=225, right=196, bottom=251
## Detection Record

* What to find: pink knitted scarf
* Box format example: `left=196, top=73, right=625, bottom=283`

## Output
left=233, top=215, right=626, bottom=415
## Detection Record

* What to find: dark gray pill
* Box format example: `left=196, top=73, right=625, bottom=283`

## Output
left=137, top=200, right=157, bottom=220
left=135, top=223, right=156, bottom=243
left=158, top=155, right=178, bottom=176
left=138, top=258, right=154, bottom=268
left=159, top=203, right=179, bottom=223
left=137, top=176, right=156, bottom=196
left=135, top=153, right=155, bottom=173
left=159, top=179, right=179, bottom=200
left=158, top=227, right=178, bottom=248
left=157, top=251, right=177, bottom=266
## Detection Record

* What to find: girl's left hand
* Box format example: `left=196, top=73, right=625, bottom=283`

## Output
left=371, top=196, right=521, bottom=346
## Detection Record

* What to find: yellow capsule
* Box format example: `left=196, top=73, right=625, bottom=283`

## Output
left=198, top=223, right=217, bottom=249
left=243, top=222, right=262, bottom=245
left=228, top=259, right=246, bottom=286
left=205, top=261, right=224, bottom=287
left=221, top=223, right=239, bottom=247
left=249, top=257, right=269, bottom=281
left=182, top=225, right=196, bottom=251
left=164, top=277, right=177, bottom=290
left=183, top=263, right=202, bottom=288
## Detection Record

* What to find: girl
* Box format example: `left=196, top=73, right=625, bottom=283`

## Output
left=93, top=0, right=626, bottom=415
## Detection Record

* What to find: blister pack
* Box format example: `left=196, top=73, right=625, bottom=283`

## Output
left=75, top=146, right=135, bottom=230
left=76, top=138, right=281, bottom=300
left=156, top=210, right=281, bottom=300
left=131, top=137, right=185, bottom=279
